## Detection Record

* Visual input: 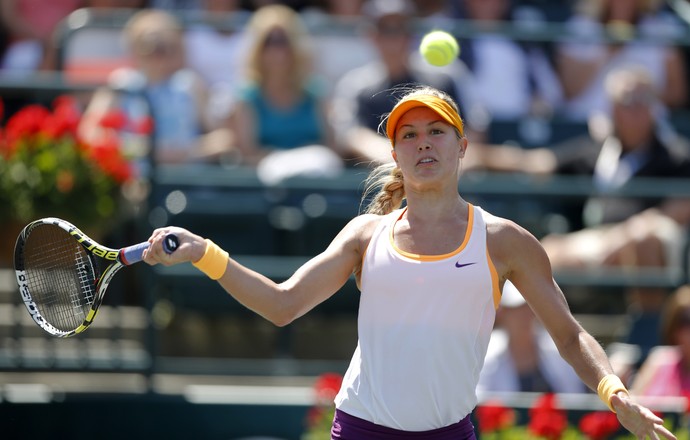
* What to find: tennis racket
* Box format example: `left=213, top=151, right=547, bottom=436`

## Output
left=14, top=217, right=178, bottom=338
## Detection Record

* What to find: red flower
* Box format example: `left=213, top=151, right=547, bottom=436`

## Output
left=529, top=412, right=568, bottom=440
left=132, top=116, right=155, bottom=134
left=476, top=401, right=516, bottom=433
left=1, top=94, right=134, bottom=225
left=52, top=95, right=78, bottom=111
left=42, top=102, right=81, bottom=140
left=90, top=136, right=133, bottom=184
left=579, top=411, right=620, bottom=440
left=313, top=373, right=343, bottom=403
left=4, top=104, right=50, bottom=147
left=98, top=109, right=128, bottom=130
left=528, top=393, right=568, bottom=440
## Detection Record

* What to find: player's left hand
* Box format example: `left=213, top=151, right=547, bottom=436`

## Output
left=612, top=393, right=677, bottom=439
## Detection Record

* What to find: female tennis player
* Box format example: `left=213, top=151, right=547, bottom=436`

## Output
left=144, top=85, right=675, bottom=439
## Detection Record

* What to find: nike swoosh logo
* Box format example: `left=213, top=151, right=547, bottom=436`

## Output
left=455, top=262, right=476, bottom=268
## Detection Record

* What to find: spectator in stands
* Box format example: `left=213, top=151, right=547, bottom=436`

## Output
left=448, top=0, right=564, bottom=120
left=0, top=0, right=81, bottom=71
left=185, top=0, right=249, bottom=87
left=301, top=0, right=378, bottom=96
left=631, top=285, right=690, bottom=397
left=78, top=9, right=227, bottom=170
left=143, top=84, right=675, bottom=439
left=184, top=0, right=249, bottom=128
left=329, top=0, right=486, bottom=166
left=477, top=281, right=586, bottom=394
left=555, top=0, right=687, bottom=121
left=222, top=4, right=342, bottom=183
left=469, top=65, right=690, bottom=363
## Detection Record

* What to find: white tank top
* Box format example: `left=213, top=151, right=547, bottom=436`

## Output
left=334, top=204, right=500, bottom=431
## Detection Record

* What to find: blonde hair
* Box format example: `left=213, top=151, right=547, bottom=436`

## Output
left=362, top=85, right=462, bottom=216
left=243, top=4, right=313, bottom=92
left=362, top=162, right=406, bottom=215
left=124, top=9, right=184, bottom=53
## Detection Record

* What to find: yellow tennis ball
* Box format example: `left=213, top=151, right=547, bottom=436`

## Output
left=420, top=31, right=459, bottom=67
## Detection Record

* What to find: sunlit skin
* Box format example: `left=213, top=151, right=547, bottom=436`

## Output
left=388, top=107, right=471, bottom=255
left=391, top=107, right=467, bottom=186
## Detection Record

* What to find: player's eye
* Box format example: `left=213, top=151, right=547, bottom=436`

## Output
left=401, top=131, right=416, bottom=139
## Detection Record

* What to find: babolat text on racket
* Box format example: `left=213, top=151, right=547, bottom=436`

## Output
left=14, top=217, right=178, bottom=337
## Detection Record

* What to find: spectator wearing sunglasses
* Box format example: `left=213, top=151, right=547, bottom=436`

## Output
left=221, top=4, right=343, bottom=183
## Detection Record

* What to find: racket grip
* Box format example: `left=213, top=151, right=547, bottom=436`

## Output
left=120, top=234, right=179, bottom=265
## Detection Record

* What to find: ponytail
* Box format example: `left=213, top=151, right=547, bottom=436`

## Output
left=361, top=162, right=405, bottom=215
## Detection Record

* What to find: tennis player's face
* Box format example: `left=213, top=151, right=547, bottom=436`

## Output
left=391, top=107, right=465, bottom=181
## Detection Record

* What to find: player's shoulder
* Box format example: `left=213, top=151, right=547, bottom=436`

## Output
left=479, top=208, right=540, bottom=246
left=347, top=213, right=387, bottom=236
left=336, top=213, right=387, bottom=255
left=480, top=209, right=525, bottom=235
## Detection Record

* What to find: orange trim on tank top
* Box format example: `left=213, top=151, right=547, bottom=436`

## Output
left=486, top=249, right=501, bottom=309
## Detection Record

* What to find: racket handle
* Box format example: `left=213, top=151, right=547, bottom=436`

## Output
left=120, top=233, right=179, bottom=265
left=162, top=234, right=179, bottom=254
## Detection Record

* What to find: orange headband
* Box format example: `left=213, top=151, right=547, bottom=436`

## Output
left=385, top=94, right=464, bottom=144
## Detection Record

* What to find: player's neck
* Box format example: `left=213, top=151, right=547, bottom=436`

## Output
left=404, top=194, right=467, bottom=225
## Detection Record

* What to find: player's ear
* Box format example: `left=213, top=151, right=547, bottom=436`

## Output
left=391, top=148, right=398, bottom=162
left=459, top=137, right=467, bottom=158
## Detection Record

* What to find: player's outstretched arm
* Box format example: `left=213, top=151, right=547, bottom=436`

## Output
left=488, top=217, right=677, bottom=440
left=144, top=214, right=379, bottom=326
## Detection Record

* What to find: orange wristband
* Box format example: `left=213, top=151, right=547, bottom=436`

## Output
left=597, top=374, right=629, bottom=412
left=192, top=239, right=229, bottom=280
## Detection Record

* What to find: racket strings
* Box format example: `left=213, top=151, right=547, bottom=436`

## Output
left=23, top=225, right=98, bottom=332
left=74, top=251, right=95, bottom=308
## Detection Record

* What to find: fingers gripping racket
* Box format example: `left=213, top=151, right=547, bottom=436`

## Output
left=14, top=217, right=178, bottom=338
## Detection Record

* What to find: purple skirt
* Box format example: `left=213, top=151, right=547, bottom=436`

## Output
left=331, top=409, right=476, bottom=440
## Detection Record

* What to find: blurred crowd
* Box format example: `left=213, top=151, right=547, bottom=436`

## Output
left=2, top=0, right=690, bottom=399
left=2, top=0, right=689, bottom=167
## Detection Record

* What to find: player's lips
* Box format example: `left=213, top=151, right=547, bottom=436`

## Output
left=417, top=157, right=437, bottom=166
